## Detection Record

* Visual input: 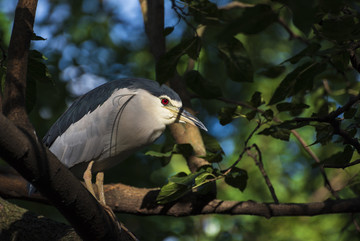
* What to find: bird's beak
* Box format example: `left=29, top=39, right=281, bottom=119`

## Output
left=166, top=106, right=208, bottom=131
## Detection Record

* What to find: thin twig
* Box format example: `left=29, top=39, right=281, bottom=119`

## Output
left=295, top=94, right=360, bottom=153
left=216, top=97, right=340, bottom=199
left=247, top=144, right=279, bottom=204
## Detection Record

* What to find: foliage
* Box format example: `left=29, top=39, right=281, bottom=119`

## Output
left=1, top=0, right=360, bottom=240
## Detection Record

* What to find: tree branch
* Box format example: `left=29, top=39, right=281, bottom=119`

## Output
left=0, top=1, right=135, bottom=239
left=2, top=0, right=37, bottom=129
left=1, top=174, right=360, bottom=218
left=0, top=196, right=81, bottom=241
left=0, top=113, right=136, bottom=240
left=140, top=0, right=209, bottom=172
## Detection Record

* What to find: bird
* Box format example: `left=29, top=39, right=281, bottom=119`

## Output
left=40, top=78, right=207, bottom=204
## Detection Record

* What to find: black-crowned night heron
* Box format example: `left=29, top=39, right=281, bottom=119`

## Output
left=41, top=78, right=207, bottom=204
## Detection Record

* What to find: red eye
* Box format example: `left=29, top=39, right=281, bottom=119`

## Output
left=161, top=98, right=169, bottom=105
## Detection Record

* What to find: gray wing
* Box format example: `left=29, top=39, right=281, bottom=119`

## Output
left=48, top=91, right=136, bottom=169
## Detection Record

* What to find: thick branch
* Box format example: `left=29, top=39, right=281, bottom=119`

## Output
left=1, top=1, right=136, bottom=240
left=0, top=196, right=81, bottom=241
left=0, top=113, right=133, bottom=240
left=2, top=174, right=360, bottom=218
left=2, top=0, right=36, bottom=128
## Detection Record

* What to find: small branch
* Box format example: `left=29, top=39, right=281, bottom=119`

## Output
left=247, top=144, right=279, bottom=204
left=295, top=94, right=360, bottom=153
left=216, top=97, right=339, bottom=199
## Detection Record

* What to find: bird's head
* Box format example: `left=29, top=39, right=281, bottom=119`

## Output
left=136, top=81, right=207, bottom=131
left=157, top=94, right=207, bottom=131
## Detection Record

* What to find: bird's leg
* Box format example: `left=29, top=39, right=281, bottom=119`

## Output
left=83, top=161, right=119, bottom=227
left=83, top=160, right=96, bottom=197
left=95, top=172, right=106, bottom=205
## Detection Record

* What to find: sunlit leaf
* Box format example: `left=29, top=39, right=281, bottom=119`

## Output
left=156, top=182, right=190, bottom=204
left=145, top=150, right=172, bottom=158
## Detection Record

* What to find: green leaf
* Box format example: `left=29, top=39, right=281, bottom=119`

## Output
left=218, top=37, right=253, bottom=82
left=245, top=110, right=257, bottom=121
left=187, top=0, right=220, bottom=25
left=184, top=70, right=222, bottom=99
left=145, top=150, right=172, bottom=158
left=281, top=0, right=318, bottom=35
left=319, top=15, right=360, bottom=41
left=157, top=169, right=215, bottom=204
left=284, top=43, right=321, bottom=64
left=224, top=167, right=248, bottom=191
left=344, top=108, right=357, bottom=119
left=202, top=132, right=224, bottom=154
left=258, top=120, right=309, bottom=141
left=262, top=109, right=274, bottom=121
left=259, top=65, right=286, bottom=78
left=259, top=127, right=291, bottom=141
left=173, top=144, right=194, bottom=159
left=268, top=61, right=327, bottom=105
left=156, top=182, right=189, bottom=204
left=164, top=26, right=174, bottom=36
left=31, top=33, right=46, bottom=41
left=250, top=91, right=263, bottom=108
left=276, top=102, right=310, bottom=113
left=185, top=37, right=202, bottom=60
left=311, top=123, right=333, bottom=145
left=330, top=51, right=349, bottom=72
left=169, top=171, right=204, bottom=186
left=156, top=37, right=201, bottom=84
left=220, top=4, right=278, bottom=36
left=322, top=145, right=354, bottom=166
left=201, top=132, right=224, bottom=163
left=218, top=106, right=242, bottom=125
